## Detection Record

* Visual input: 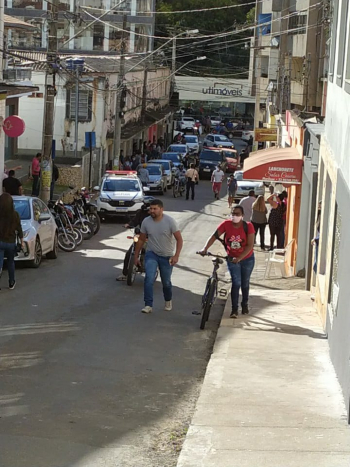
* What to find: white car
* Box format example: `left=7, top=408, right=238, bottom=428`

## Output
left=96, top=171, right=147, bottom=218
left=234, top=171, right=265, bottom=199
left=148, top=159, right=174, bottom=187
left=13, top=196, right=58, bottom=268
left=183, top=134, right=199, bottom=152
left=167, top=144, right=189, bottom=159
left=242, top=128, right=254, bottom=142
left=177, top=117, right=196, bottom=132
left=203, top=134, right=235, bottom=149
left=210, top=115, right=222, bottom=127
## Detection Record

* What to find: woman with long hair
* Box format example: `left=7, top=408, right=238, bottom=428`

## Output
left=251, top=195, right=268, bottom=250
left=267, top=193, right=286, bottom=250
left=0, top=193, right=23, bottom=290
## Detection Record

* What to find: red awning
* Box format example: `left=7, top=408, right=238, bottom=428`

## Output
left=243, top=147, right=303, bottom=184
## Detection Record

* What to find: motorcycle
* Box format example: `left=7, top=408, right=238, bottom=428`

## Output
left=48, top=201, right=77, bottom=252
left=126, top=227, right=145, bottom=286
left=173, top=175, right=185, bottom=198
left=80, top=187, right=101, bottom=235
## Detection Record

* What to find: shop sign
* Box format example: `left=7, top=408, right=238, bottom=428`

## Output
left=262, top=163, right=301, bottom=183
left=255, top=128, right=277, bottom=142
left=202, top=87, right=243, bottom=97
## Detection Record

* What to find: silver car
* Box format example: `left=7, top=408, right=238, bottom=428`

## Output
left=13, top=196, right=58, bottom=268
left=234, top=171, right=265, bottom=199
left=148, top=159, right=174, bottom=188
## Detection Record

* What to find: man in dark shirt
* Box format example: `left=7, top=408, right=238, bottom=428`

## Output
left=2, top=170, right=23, bottom=195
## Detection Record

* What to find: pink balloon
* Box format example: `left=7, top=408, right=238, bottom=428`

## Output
left=3, top=115, right=25, bottom=137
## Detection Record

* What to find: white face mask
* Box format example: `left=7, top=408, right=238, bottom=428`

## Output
left=231, top=215, right=242, bottom=224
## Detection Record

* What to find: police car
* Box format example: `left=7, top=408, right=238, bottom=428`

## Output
left=95, top=171, right=148, bottom=218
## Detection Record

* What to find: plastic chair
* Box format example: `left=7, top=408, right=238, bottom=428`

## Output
left=264, top=240, right=294, bottom=279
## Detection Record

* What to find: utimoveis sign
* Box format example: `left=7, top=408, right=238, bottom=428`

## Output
left=202, top=87, right=243, bottom=96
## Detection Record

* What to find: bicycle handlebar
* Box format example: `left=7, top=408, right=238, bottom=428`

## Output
left=196, top=251, right=226, bottom=259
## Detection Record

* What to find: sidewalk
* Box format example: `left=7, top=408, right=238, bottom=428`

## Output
left=177, top=249, right=350, bottom=467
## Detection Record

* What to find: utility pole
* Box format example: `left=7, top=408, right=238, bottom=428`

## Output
left=171, top=35, right=176, bottom=96
left=40, top=0, right=59, bottom=203
left=141, top=65, right=148, bottom=125
left=276, top=0, right=288, bottom=113
left=252, top=0, right=261, bottom=151
left=74, top=66, right=79, bottom=158
left=113, top=14, right=127, bottom=170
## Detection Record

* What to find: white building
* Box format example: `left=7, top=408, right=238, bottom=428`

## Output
left=314, top=0, right=350, bottom=421
left=175, top=76, right=255, bottom=121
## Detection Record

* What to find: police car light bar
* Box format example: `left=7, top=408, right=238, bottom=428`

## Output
left=105, top=170, right=137, bottom=176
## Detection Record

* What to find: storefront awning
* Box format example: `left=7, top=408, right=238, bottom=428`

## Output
left=243, top=147, right=303, bottom=184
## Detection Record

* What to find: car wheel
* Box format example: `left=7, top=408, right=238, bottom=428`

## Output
left=29, top=237, right=42, bottom=268
left=47, top=232, right=58, bottom=259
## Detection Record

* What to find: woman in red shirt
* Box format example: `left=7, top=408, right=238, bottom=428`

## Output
left=199, top=205, right=255, bottom=318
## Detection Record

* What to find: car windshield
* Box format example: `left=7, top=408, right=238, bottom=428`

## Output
left=146, top=166, right=162, bottom=175
left=151, top=161, right=170, bottom=170
left=169, top=145, right=186, bottom=153
left=234, top=172, right=244, bottom=181
left=103, top=179, right=140, bottom=192
left=14, top=199, right=31, bottom=220
left=200, top=150, right=222, bottom=161
left=215, top=135, right=229, bottom=142
left=184, top=136, right=197, bottom=143
left=223, top=150, right=237, bottom=159
left=183, top=118, right=194, bottom=121
left=162, top=153, right=180, bottom=162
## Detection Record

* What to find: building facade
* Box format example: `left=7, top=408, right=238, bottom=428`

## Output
left=314, top=0, right=350, bottom=422
left=5, top=0, right=155, bottom=54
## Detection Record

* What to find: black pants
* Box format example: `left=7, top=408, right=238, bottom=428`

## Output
left=269, top=224, right=284, bottom=249
left=32, top=175, right=40, bottom=196
left=252, top=222, right=266, bottom=248
left=186, top=180, right=195, bottom=200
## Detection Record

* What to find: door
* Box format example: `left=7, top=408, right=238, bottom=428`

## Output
left=32, top=199, right=52, bottom=253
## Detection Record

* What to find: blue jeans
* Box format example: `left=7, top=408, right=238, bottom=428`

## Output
left=144, top=251, right=173, bottom=307
left=227, top=255, right=255, bottom=309
left=0, top=241, right=16, bottom=284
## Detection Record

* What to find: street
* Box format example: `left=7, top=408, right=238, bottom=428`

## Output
left=0, top=181, right=229, bottom=467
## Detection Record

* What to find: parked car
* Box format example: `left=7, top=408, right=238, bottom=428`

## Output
left=210, top=115, right=222, bottom=127
left=183, top=134, right=199, bottom=152
left=145, top=164, right=168, bottom=195
left=96, top=170, right=147, bottom=219
left=234, top=171, right=265, bottom=199
left=203, top=134, right=235, bottom=149
left=13, top=196, right=58, bottom=268
left=148, top=159, right=174, bottom=187
left=160, top=152, right=183, bottom=168
left=167, top=144, right=189, bottom=159
left=177, top=117, right=197, bottom=133
left=198, top=148, right=227, bottom=178
left=221, top=148, right=240, bottom=172
left=241, top=126, right=255, bottom=142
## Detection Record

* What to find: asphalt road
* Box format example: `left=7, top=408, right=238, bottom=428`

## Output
left=0, top=181, right=231, bottom=467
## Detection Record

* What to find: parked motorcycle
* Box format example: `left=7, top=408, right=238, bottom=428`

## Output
left=48, top=201, right=77, bottom=252
left=80, top=187, right=101, bottom=234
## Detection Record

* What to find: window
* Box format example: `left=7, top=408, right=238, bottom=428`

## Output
left=66, top=88, right=93, bottom=121
left=261, top=56, right=269, bottom=78
left=336, top=0, right=349, bottom=86
left=328, top=203, right=341, bottom=317
left=328, top=0, right=339, bottom=82
left=288, top=13, right=307, bottom=34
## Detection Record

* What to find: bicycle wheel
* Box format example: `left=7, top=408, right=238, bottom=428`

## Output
left=173, top=182, right=178, bottom=198
left=126, top=253, right=136, bottom=286
left=200, top=280, right=216, bottom=330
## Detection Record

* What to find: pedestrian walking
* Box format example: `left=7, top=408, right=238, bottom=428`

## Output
left=199, top=204, right=255, bottom=318
left=2, top=170, right=23, bottom=195
left=239, top=190, right=256, bottom=221
left=31, top=153, right=41, bottom=196
left=185, top=163, right=198, bottom=200
left=267, top=193, right=285, bottom=250
left=227, top=174, right=237, bottom=208
left=251, top=195, right=268, bottom=250
left=211, top=165, right=225, bottom=199
left=50, top=162, right=59, bottom=200
left=134, top=199, right=183, bottom=314
left=137, top=164, right=150, bottom=187
left=0, top=193, right=24, bottom=290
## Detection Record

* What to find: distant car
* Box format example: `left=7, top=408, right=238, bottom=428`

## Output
left=167, top=144, right=189, bottom=159
left=241, top=126, right=254, bottom=142
left=96, top=171, right=147, bottom=218
left=145, top=164, right=168, bottom=195
left=148, top=159, right=174, bottom=187
left=13, top=196, right=58, bottom=268
left=234, top=171, right=265, bottom=199
left=203, top=134, right=235, bottom=149
left=198, top=148, right=227, bottom=178
left=183, top=134, right=199, bottom=152
left=160, top=152, right=183, bottom=168
left=210, top=115, right=222, bottom=127
left=177, top=117, right=196, bottom=133
left=221, top=148, right=240, bottom=172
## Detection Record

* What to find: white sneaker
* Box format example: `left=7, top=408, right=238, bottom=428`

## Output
left=142, top=306, right=153, bottom=314
left=164, top=300, right=172, bottom=311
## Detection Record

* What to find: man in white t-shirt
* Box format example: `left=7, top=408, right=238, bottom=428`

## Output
left=211, top=165, right=225, bottom=199
left=239, top=190, right=256, bottom=221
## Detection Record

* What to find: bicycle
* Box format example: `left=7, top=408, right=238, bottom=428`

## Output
left=196, top=252, right=226, bottom=329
